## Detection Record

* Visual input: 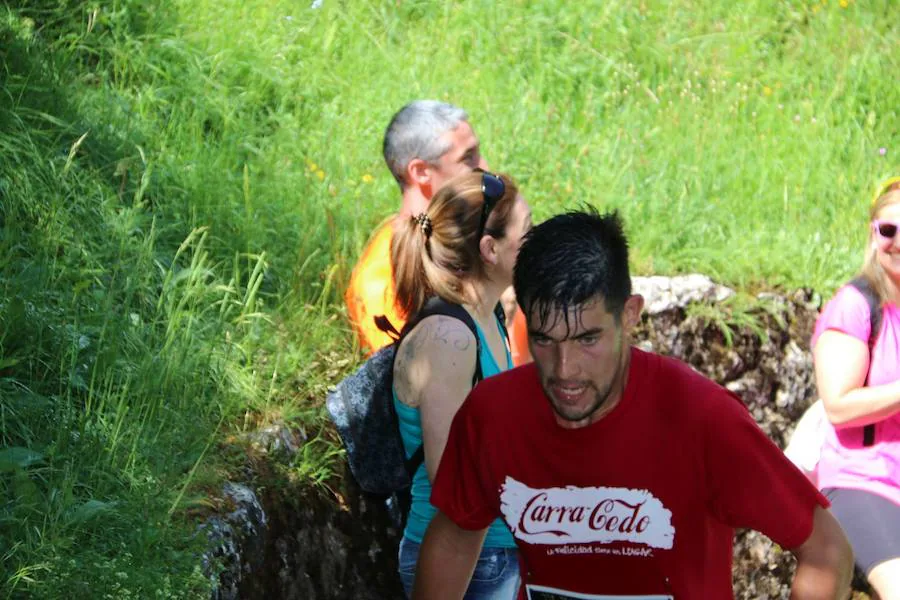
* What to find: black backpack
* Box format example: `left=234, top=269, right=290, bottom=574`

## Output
left=848, top=276, right=882, bottom=447
left=326, top=298, right=506, bottom=525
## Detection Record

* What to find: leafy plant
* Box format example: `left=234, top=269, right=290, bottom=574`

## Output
left=686, top=293, right=787, bottom=346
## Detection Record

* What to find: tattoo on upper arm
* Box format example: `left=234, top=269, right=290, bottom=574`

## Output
left=393, top=318, right=475, bottom=407
left=394, top=324, right=432, bottom=407
left=432, top=317, right=473, bottom=351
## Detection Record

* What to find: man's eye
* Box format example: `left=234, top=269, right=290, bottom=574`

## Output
left=579, top=336, right=599, bottom=346
left=532, top=337, right=552, bottom=347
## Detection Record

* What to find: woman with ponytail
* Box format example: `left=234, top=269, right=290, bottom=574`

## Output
left=390, top=170, right=531, bottom=599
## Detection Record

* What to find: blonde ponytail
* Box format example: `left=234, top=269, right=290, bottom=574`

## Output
left=391, top=171, right=519, bottom=319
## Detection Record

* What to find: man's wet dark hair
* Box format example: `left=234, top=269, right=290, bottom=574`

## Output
left=513, top=208, right=631, bottom=331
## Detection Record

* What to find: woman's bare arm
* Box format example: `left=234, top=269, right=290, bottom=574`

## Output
left=394, top=315, right=478, bottom=481
left=815, top=330, right=900, bottom=427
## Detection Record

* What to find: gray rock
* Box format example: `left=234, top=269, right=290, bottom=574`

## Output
left=633, top=274, right=734, bottom=314
left=203, top=483, right=268, bottom=600
left=244, top=422, right=304, bottom=458
left=204, top=276, right=872, bottom=599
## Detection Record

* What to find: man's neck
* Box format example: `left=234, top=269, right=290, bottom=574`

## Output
left=598, top=345, right=632, bottom=422
left=399, top=187, right=429, bottom=218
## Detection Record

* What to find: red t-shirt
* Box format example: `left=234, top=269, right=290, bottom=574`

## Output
left=432, top=348, right=828, bottom=599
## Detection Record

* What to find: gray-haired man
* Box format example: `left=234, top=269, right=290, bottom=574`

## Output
left=345, top=100, right=488, bottom=352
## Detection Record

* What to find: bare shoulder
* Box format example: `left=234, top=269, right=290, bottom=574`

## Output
left=393, top=315, right=478, bottom=407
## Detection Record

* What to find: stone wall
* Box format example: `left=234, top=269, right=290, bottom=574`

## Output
left=204, top=276, right=870, bottom=599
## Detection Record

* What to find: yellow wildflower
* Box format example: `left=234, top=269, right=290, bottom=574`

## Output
left=763, top=86, right=773, bottom=96
left=362, top=174, right=374, bottom=184
left=316, top=169, right=325, bottom=180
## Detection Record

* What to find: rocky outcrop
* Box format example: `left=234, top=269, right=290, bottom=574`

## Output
left=632, top=276, right=821, bottom=449
left=203, top=483, right=268, bottom=600
left=201, top=421, right=408, bottom=599
left=203, top=276, right=869, bottom=599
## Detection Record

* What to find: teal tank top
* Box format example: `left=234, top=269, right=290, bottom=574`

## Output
left=393, top=312, right=515, bottom=547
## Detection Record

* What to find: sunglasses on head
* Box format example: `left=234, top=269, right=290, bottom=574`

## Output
left=872, top=219, right=900, bottom=240
left=873, top=177, right=900, bottom=206
left=474, top=169, right=505, bottom=240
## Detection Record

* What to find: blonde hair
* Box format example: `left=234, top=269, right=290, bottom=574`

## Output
left=859, top=180, right=900, bottom=303
left=391, top=171, right=519, bottom=319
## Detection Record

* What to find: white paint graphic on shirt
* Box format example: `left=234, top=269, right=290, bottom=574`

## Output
left=500, top=477, right=674, bottom=549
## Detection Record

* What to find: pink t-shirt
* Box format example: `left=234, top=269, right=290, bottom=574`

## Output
left=812, top=284, right=900, bottom=506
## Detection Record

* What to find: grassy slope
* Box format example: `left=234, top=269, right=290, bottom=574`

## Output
left=173, top=0, right=900, bottom=292
left=1, top=0, right=898, bottom=597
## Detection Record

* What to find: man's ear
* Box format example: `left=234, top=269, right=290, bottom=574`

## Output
left=622, top=294, right=645, bottom=331
left=479, top=234, right=498, bottom=265
left=406, top=158, right=433, bottom=197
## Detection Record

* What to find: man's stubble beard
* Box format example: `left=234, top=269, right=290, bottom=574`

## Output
left=543, top=333, right=629, bottom=426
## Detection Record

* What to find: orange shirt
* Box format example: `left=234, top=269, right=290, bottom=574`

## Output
left=345, top=218, right=404, bottom=353
left=345, top=217, right=532, bottom=365
left=509, top=309, right=531, bottom=367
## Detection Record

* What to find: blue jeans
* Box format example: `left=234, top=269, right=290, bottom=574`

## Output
left=398, top=536, right=520, bottom=599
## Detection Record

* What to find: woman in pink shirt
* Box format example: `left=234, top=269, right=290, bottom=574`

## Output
left=813, top=177, right=900, bottom=598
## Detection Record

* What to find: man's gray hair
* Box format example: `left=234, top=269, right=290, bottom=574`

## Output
left=382, top=100, right=469, bottom=189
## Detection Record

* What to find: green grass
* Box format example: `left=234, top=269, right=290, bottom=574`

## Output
left=1, top=0, right=898, bottom=596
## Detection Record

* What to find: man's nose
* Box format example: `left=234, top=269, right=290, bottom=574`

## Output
left=478, top=156, right=489, bottom=171
left=553, top=343, right=578, bottom=379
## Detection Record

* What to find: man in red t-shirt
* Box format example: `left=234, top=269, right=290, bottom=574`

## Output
left=413, top=209, right=853, bottom=599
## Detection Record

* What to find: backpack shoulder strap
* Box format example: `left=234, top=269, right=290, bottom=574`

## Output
left=374, top=314, right=401, bottom=341
left=493, top=302, right=510, bottom=343
left=403, top=446, right=424, bottom=481
left=848, top=276, right=882, bottom=446
left=848, top=276, right=883, bottom=348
